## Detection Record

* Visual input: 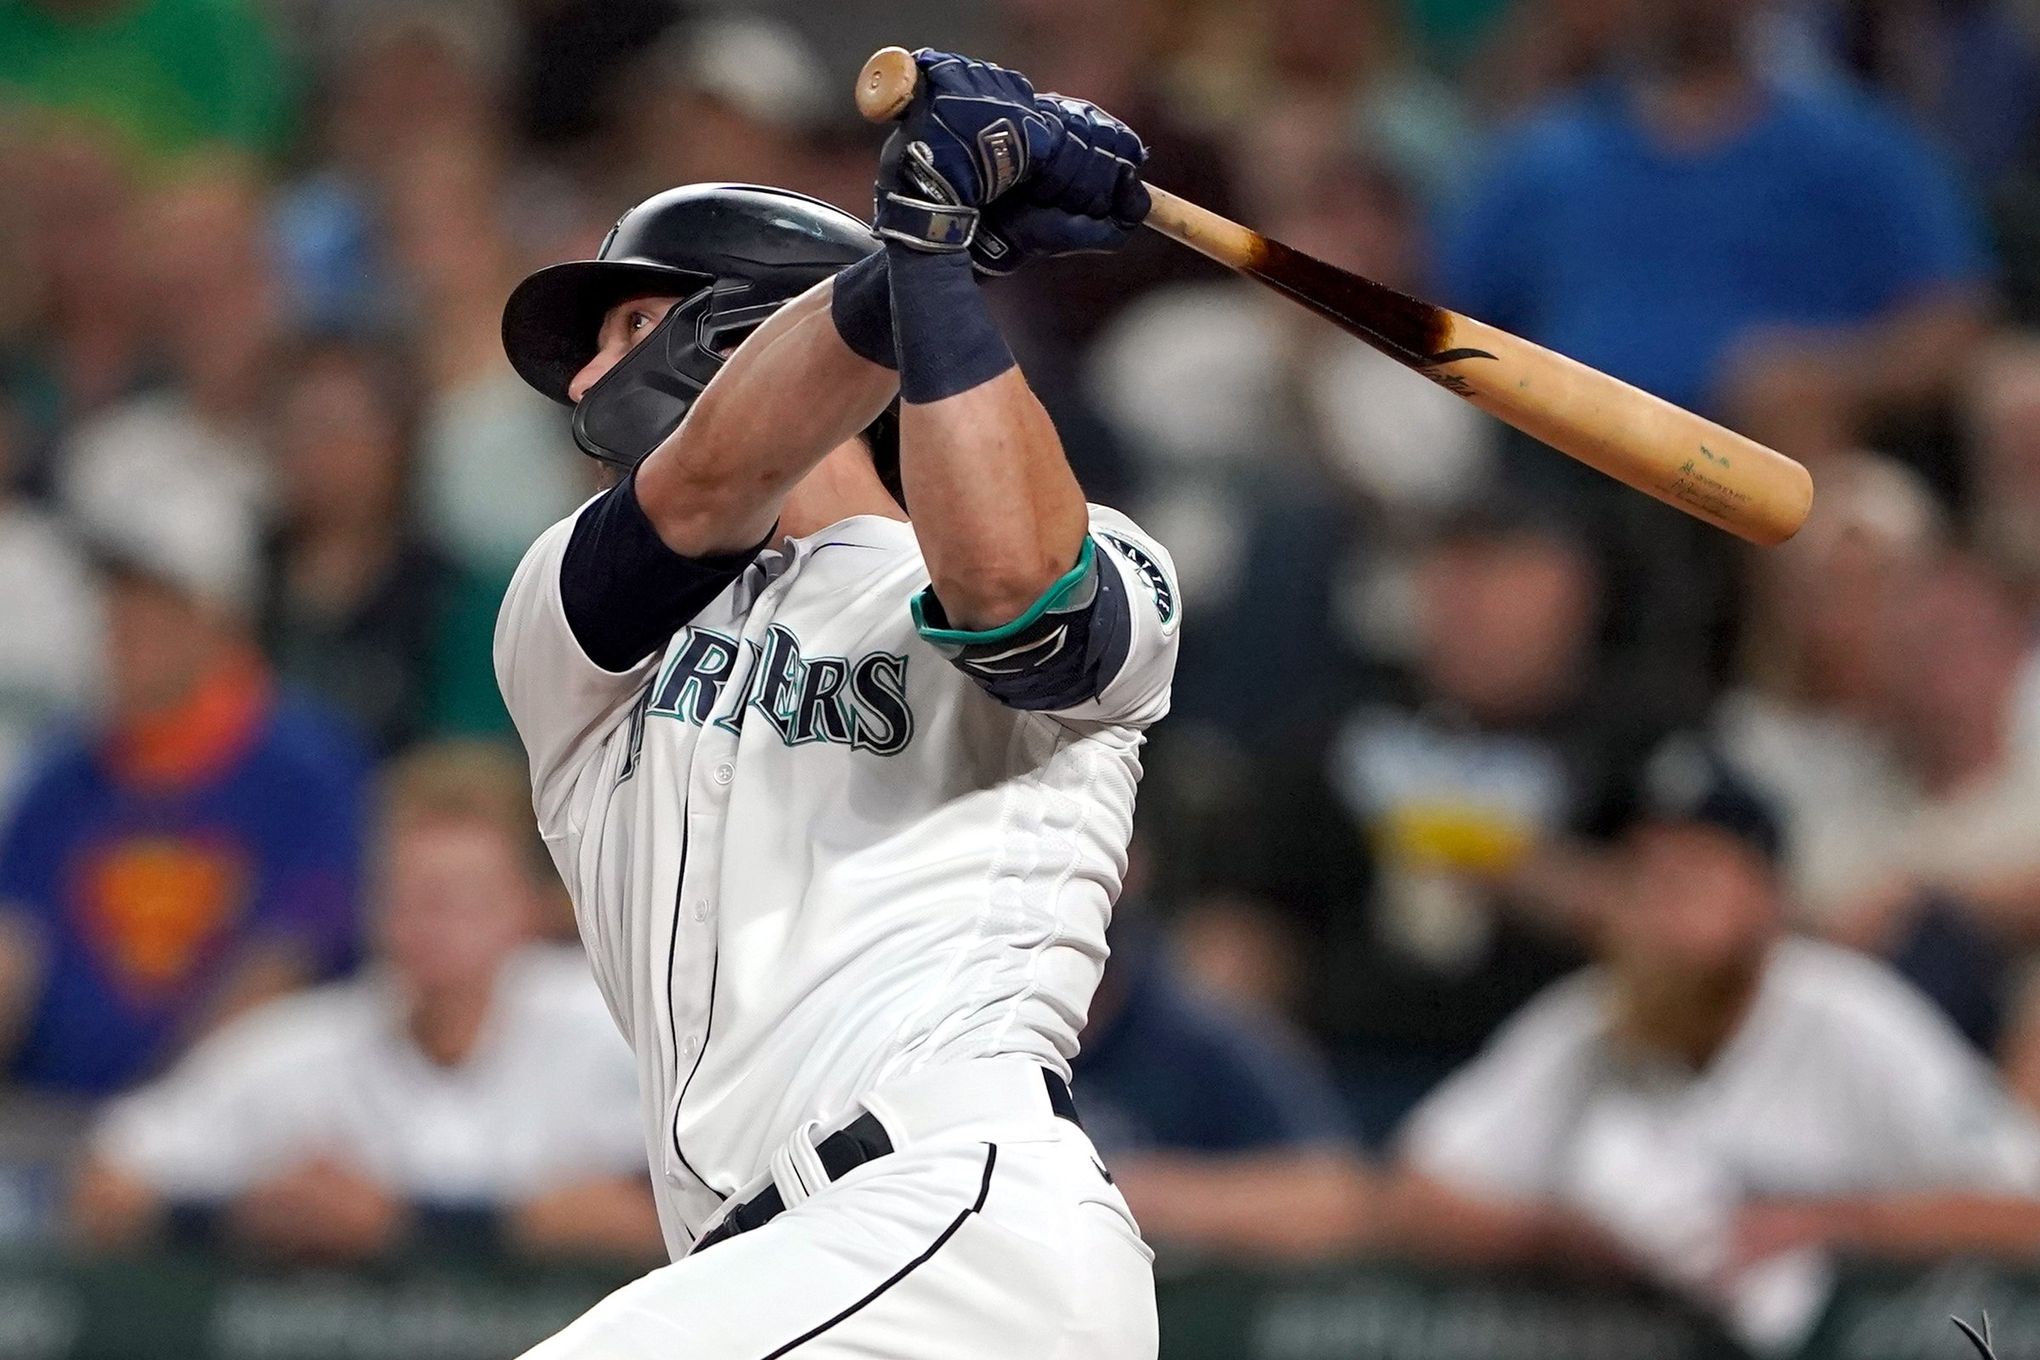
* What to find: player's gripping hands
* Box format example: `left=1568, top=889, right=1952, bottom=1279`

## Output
left=871, top=48, right=1150, bottom=274
left=974, top=95, right=1150, bottom=276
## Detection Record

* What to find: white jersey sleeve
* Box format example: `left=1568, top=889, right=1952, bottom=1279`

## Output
left=909, top=504, right=1181, bottom=728
left=495, top=503, right=659, bottom=835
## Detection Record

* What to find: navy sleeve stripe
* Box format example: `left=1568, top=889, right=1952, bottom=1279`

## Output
left=560, top=473, right=769, bottom=673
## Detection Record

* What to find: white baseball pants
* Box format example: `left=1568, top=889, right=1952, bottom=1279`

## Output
left=519, top=1060, right=1158, bottom=1359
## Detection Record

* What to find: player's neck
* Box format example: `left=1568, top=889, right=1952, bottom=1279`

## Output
left=778, top=439, right=908, bottom=541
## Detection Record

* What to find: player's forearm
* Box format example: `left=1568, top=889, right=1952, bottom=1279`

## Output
left=639, top=273, right=898, bottom=556
left=889, top=247, right=1088, bottom=630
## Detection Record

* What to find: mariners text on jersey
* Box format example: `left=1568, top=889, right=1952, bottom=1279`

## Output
left=494, top=481, right=1181, bottom=1258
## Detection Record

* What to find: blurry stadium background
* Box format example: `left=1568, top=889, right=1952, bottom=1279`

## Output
left=10, top=0, right=2040, bottom=1356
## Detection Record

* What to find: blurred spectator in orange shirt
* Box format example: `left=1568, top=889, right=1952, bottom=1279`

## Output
left=0, top=477, right=366, bottom=1097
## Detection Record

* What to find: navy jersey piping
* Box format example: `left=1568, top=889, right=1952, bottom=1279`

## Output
left=666, top=818, right=726, bottom=1207
left=756, top=1144, right=999, bottom=1358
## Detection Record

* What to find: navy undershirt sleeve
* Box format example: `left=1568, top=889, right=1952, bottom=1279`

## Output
left=559, top=472, right=770, bottom=673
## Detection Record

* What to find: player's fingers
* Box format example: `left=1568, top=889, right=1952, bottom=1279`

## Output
left=1024, top=133, right=1088, bottom=205
left=1097, top=118, right=1147, bottom=172
left=1109, top=169, right=1152, bottom=228
left=1061, top=142, right=1122, bottom=216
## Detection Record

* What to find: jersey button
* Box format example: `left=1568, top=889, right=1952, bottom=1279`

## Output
left=683, top=1034, right=700, bottom=1059
left=713, top=762, right=734, bottom=785
left=693, top=899, right=710, bottom=922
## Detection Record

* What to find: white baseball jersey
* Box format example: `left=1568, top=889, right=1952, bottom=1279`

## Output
left=495, top=494, right=1180, bottom=1257
left=93, top=946, right=645, bottom=1203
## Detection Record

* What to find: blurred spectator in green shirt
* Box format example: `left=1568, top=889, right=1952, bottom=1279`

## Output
left=0, top=0, right=293, bottom=164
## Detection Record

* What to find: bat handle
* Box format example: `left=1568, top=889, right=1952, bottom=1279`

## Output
left=857, top=47, right=920, bottom=122
left=1143, top=187, right=1261, bottom=270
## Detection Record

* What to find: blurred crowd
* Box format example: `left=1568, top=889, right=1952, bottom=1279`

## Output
left=12, top=0, right=2040, bottom=1349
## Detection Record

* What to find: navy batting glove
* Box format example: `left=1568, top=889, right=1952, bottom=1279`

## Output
left=972, top=95, right=1151, bottom=278
left=873, top=49, right=1062, bottom=253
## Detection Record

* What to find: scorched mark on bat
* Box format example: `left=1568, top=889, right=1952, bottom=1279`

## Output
left=1244, top=233, right=1499, bottom=374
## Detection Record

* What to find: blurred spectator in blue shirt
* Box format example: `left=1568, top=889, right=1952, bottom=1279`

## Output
left=1767, top=0, right=2040, bottom=189
left=1439, top=0, right=1990, bottom=470
left=1074, top=919, right=1375, bottom=1260
left=0, top=478, right=366, bottom=1097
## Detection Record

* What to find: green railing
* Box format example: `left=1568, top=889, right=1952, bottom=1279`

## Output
left=0, top=1249, right=2021, bottom=1360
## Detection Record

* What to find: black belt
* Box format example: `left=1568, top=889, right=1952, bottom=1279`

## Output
left=693, top=1068, right=1079, bottom=1253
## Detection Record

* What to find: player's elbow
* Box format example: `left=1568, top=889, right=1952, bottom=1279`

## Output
left=635, top=459, right=777, bottom=559
left=927, top=552, right=1071, bottom=634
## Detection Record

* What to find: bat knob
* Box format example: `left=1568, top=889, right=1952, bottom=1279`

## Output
left=857, top=47, right=920, bottom=123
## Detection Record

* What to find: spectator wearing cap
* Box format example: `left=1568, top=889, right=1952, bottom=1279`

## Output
left=1071, top=919, right=1374, bottom=1261
left=1439, top=0, right=1990, bottom=478
left=70, top=743, right=658, bottom=1264
left=0, top=479, right=367, bottom=1097
left=1389, top=746, right=2040, bottom=1353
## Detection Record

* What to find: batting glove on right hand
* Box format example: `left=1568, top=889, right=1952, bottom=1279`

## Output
left=972, top=94, right=1151, bottom=277
left=872, top=49, right=1063, bottom=254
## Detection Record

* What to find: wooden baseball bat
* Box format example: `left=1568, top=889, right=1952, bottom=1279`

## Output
left=856, top=46, right=1814, bottom=546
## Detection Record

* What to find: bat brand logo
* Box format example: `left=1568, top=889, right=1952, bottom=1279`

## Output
left=1415, top=347, right=1494, bottom=397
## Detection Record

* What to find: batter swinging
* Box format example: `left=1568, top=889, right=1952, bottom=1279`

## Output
left=495, top=49, right=1172, bottom=1358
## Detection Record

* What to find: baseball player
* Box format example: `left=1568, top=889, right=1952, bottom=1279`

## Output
left=494, top=50, right=1173, bottom=1358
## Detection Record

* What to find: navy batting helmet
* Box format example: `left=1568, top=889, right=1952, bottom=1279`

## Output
left=503, top=182, right=891, bottom=472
